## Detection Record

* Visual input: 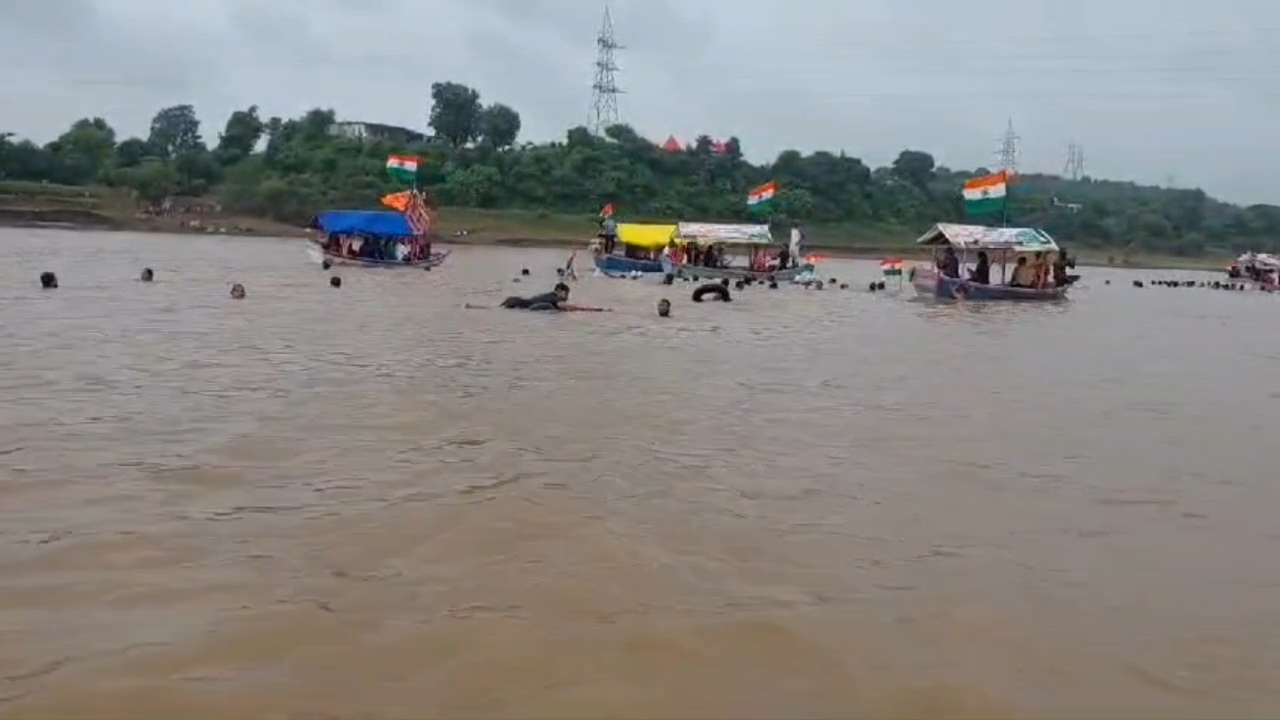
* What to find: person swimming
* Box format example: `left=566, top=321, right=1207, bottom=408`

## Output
left=495, top=282, right=608, bottom=312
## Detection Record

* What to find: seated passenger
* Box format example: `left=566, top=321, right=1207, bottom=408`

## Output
left=1009, top=256, right=1036, bottom=287
left=969, top=251, right=991, bottom=284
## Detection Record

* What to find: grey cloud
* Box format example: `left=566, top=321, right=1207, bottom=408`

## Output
left=0, top=0, right=1276, bottom=204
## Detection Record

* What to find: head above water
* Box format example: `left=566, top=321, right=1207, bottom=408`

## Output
left=230, top=283, right=246, bottom=299
left=657, top=298, right=671, bottom=317
left=140, top=267, right=154, bottom=282
left=39, top=271, right=57, bottom=289
left=553, top=282, right=570, bottom=300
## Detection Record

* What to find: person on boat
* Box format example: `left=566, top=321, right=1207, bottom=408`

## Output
left=789, top=222, right=804, bottom=269
left=1031, top=251, right=1050, bottom=288
left=1052, top=249, right=1075, bottom=286
left=1009, top=256, right=1036, bottom=287
left=968, top=251, right=991, bottom=284
left=938, top=246, right=961, bottom=279
left=600, top=216, right=618, bottom=255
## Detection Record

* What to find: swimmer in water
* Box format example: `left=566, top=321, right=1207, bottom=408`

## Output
left=486, top=282, right=607, bottom=312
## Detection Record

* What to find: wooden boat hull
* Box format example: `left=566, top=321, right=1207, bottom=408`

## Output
left=593, top=253, right=664, bottom=274
left=306, top=242, right=450, bottom=269
left=661, top=256, right=802, bottom=282
left=910, top=267, right=1068, bottom=301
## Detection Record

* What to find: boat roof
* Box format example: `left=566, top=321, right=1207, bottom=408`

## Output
left=675, top=222, right=774, bottom=245
left=314, top=210, right=415, bottom=238
left=915, top=223, right=1060, bottom=253
left=616, top=223, right=677, bottom=249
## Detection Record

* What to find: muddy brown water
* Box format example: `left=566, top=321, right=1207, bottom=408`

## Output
left=1, top=229, right=1278, bottom=718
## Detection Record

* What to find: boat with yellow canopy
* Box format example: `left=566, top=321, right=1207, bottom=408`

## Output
left=590, top=222, right=676, bottom=275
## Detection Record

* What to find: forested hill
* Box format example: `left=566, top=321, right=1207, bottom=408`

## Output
left=1, top=81, right=1276, bottom=255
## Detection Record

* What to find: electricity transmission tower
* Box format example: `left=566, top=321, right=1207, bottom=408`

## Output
left=589, top=6, right=623, bottom=135
left=996, top=118, right=1019, bottom=174
left=1063, top=142, right=1085, bottom=180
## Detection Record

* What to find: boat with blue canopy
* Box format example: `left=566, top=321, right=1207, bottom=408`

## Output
left=909, top=222, right=1070, bottom=301
left=590, top=223, right=675, bottom=276
left=306, top=192, right=450, bottom=268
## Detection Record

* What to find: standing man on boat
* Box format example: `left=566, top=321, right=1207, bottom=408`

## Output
left=600, top=215, right=618, bottom=255
left=789, top=221, right=804, bottom=269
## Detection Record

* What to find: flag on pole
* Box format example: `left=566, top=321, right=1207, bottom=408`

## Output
left=403, top=190, right=432, bottom=236
left=962, top=170, right=1009, bottom=216
left=747, top=181, right=777, bottom=212
left=386, top=155, right=420, bottom=184
left=599, top=202, right=615, bottom=218
left=880, top=258, right=904, bottom=276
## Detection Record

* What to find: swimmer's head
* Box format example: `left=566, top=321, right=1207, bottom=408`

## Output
left=553, top=282, right=570, bottom=301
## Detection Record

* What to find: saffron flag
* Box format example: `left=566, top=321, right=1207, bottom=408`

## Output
left=747, top=181, right=777, bottom=212
left=386, top=155, right=420, bottom=184
left=380, top=190, right=411, bottom=212
left=880, top=258, right=904, bottom=276
left=600, top=202, right=615, bottom=218
left=962, top=170, right=1009, bottom=216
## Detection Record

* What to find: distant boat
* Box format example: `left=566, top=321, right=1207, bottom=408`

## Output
left=591, top=223, right=673, bottom=275
left=306, top=209, right=449, bottom=269
left=661, top=222, right=803, bottom=282
left=910, top=223, right=1070, bottom=301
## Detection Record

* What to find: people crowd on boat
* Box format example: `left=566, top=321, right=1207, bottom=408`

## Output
left=937, top=246, right=1077, bottom=289
left=322, top=233, right=432, bottom=263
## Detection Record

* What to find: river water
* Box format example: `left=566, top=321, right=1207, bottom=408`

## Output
left=1, top=229, right=1278, bottom=718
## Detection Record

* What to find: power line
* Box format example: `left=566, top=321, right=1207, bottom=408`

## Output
left=1063, top=142, right=1085, bottom=180
left=996, top=119, right=1019, bottom=174
left=588, top=5, right=623, bottom=135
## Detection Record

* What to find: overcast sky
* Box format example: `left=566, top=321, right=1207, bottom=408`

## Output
left=1, top=0, right=1276, bottom=204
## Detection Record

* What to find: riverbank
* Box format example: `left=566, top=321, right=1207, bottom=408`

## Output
left=0, top=181, right=1232, bottom=271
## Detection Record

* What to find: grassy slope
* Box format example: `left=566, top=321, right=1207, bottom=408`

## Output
left=0, top=181, right=1232, bottom=270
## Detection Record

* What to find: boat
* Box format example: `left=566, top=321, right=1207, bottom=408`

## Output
left=910, top=223, right=1070, bottom=301
left=1227, top=251, right=1280, bottom=283
left=591, top=223, right=674, bottom=275
left=661, top=222, right=804, bottom=281
left=306, top=208, right=450, bottom=269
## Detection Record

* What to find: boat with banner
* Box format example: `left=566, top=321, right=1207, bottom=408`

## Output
left=661, top=222, right=803, bottom=281
left=910, top=223, right=1070, bottom=301
left=305, top=188, right=449, bottom=269
left=591, top=223, right=675, bottom=275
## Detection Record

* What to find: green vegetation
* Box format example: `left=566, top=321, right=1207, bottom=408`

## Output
left=2, top=80, right=1278, bottom=258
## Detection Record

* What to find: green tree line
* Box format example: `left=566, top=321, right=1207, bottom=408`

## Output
left=2, top=81, right=1277, bottom=255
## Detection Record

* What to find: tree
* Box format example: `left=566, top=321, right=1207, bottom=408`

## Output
left=148, top=104, right=203, bottom=158
left=891, top=150, right=936, bottom=190
left=3, top=88, right=1280, bottom=257
left=428, top=82, right=482, bottom=146
left=118, top=159, right=179, bottom=205
left=113, top=138, right=153, bottom=168
left=217, top=105, right=265, bottom=164
left=477, top=103, right=521, bottom=149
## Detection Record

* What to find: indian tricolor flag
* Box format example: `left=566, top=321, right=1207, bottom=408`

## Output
left=747, top=180, right=777, bottom=212
left=880, top=257, right=904, bottom=276
left=386, top=155, right=420, bottom=184
left=962, top=170, right=1010, bottom=216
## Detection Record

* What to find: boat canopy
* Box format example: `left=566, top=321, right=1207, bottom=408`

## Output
left=675, top=222, right=774, bottom=245
left=313, top=210, right=416, bottom=238
left=616, top=223, right=677, bottom=249
left=915, top=223, right=1060, bottom=253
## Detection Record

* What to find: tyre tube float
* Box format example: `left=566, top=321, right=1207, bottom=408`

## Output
left=692, top=283, right=732, bottom=302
